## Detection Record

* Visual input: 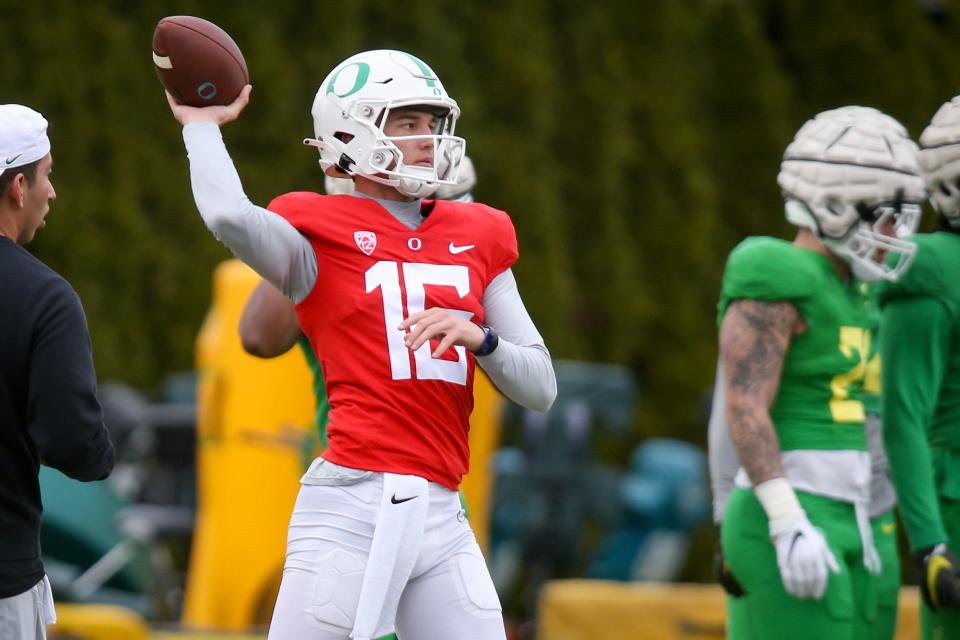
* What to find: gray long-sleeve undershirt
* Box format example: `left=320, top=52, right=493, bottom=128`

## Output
left=707, top=360, right=738, bottom=524
left=182, top=122, right=556, bottom=411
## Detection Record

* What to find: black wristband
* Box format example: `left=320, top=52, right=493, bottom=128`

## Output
left=472, top=324, right=499, bottom=356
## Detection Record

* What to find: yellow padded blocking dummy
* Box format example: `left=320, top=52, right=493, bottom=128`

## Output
left=537, top=580, right=921, bottom=640
left=49, top=603, right=149, bottom=640
left=182, top=260, right=315, bottom=629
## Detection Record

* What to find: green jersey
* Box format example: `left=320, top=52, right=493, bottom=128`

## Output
left=719, top=237, right=871, bottom=452
left=878, top=231, right=960, bottom=551
left=297, top=335, right=330, bottom=448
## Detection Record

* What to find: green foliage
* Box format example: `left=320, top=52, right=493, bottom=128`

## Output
left=2, top=0, right=959, bottom=441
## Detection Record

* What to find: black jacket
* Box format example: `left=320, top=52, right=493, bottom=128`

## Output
left=0, top=236, right=114, bottom=598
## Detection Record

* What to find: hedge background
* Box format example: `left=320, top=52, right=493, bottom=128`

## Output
left=2, top=0, right=958, bottom=464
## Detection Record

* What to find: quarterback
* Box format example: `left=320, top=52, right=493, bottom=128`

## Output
left=716, top=106, right=923, bottom=639
left=880, top=95, right=960, bottom=640
left=166, top=50, right=556, bottom=640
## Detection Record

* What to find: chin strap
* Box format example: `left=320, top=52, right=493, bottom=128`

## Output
left=304, top=136, right=446, bottom=198
left=304, top=137, right=357, bottom=174
left=396, top=177, right=439, bottom=198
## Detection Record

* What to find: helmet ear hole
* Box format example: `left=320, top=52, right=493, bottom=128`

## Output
left=826, top=198, right=846, bottom=217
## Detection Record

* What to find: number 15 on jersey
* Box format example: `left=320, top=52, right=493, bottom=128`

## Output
left=366, top=260, right=474, bottom=386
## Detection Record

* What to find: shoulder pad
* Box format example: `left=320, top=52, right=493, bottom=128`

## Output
left=722, top=237, right=825, bottom=303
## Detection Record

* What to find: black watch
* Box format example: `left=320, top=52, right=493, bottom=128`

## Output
left=472, top=324, right=500, bottom=356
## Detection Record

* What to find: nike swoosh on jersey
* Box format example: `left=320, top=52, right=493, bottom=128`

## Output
left=391, top=494, right=417, bottom=504
left=448, top=242, right=475, bottom=254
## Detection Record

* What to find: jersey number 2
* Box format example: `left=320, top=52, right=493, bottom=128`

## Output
left=830, top=326, right=870, bottom=423
left=366, top=261, right=473, bottom=386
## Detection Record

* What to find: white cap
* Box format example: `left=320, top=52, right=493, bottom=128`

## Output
left=0, top=104, right=50, bottom=178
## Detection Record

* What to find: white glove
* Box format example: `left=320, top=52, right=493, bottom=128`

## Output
left=770, top=512, right=840, bottom=600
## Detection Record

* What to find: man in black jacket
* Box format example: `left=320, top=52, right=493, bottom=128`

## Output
left=0, top=104, right=115, bottom=638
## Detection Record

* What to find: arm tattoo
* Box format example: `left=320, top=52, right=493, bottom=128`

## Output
left=720, top=298, right=799, bottom=485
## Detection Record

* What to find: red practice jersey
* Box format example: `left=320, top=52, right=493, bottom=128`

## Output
left=269, top=193, right=519, bottom=489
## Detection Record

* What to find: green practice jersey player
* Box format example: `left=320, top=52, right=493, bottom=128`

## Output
left=861, top=283, right=900, bottom=640
left=716, top=106, right=923, bottom=640
left=879, top=95, right=960, bottom=640
left=708, top=280, right=904, bottom=640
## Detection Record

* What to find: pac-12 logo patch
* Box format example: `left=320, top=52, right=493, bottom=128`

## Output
left=354, top=231, right=377, bottom=256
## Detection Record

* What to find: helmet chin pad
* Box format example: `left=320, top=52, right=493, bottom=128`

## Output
left=397, top=177, right=439, bottom=198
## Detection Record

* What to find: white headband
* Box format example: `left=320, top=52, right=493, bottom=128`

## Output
left=0, top=104, right=50, bottom=178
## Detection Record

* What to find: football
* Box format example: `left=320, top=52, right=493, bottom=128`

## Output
left=152, top=16, right=248, bottom=107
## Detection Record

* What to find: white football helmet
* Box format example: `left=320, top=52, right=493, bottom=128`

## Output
left=919, top=96, right=960, bottom=229
left=304, top=49, right=466, bottom=199
left=778, top=106, right=924, bottom=282
left=323, top=155, right=477, bottom=202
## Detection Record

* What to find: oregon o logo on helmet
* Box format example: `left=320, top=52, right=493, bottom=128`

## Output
left=326, top=62, right=371, bottom=98
left=197, top=82, right=218, bottom=101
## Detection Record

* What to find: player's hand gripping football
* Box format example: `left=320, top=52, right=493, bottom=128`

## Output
left=770, top=512, right=840, bottom=600
left=166, top=84, right=252, bottom=127
left=916, top=543, right=960, bottom=611
left=399, top=308, right=486, bottom=357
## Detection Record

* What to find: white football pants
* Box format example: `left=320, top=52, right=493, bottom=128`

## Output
left=267, top=459, right=506, bottom=640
